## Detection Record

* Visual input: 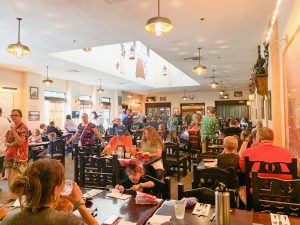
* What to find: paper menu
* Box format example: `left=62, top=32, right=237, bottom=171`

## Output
left=192, top=203, right=211, bottom=216
left=107, top=189, right=131, bottom=200
left=83, top=189, right=103, bottom=198
left=147, top=215, right=172, bottom=225
left=270, top=213, right=290, bottom=225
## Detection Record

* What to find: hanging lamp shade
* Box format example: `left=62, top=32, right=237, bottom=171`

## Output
left=97, top=79, right=104, bottom=94
left=182, top=89, right=187, bottom=101
left=129, top=45, right=135, bottom=60
left=145, top=0, right=173, bottom=37
left=192, top=48, right=207, bottom=75
left=208, top=70, right=219, bottom=89
left=7, top=18, right=31, bottom=59
left=42, top=66, right=53, bottom=86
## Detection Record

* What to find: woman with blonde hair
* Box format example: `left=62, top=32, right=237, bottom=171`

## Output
left=2, top=158, right=98, bottom=225
left=140, top=126, right=164, bottom=179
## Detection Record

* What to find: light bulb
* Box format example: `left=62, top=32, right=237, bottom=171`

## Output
left=154, top=22, right=164, bottom=37
left=15, top=45, right=24, bottom=59
left=211, top=83, right=217, bottom=89
left=45, top=81, right=51, bottom=86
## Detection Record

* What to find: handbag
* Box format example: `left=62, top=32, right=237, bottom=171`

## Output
left=78, top=123, right=90, bottom=147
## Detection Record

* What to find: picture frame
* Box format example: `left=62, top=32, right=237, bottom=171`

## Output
left=72, top=111, right=80, bottom=119
left=234, top=91, right=243, bottom=97
left=28, top=111, right=40, bottom=121
left=30, top=86, right=39, bottom=100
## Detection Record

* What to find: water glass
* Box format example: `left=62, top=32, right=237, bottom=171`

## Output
left=174, top=200, right=186, bottom=219
left=61, top=179, right=73, bottom=196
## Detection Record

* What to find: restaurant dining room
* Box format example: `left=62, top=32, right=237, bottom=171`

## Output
left=0, top=0, right=300, bottom=224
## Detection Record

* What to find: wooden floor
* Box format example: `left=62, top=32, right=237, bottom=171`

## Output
left=0, top=154, right=193, bottom=203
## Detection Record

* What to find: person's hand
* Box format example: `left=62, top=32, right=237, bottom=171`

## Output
left=130, top=184, right=141, bottom=191
left=11, top=125, right=17, bottom=134
left=102, top=142, right=107, bottom=147
left=61, top=182, right=83, bottom=204
left=115, top=185, right=125, bottom=193
left=0, top=204, right=9, bottom=220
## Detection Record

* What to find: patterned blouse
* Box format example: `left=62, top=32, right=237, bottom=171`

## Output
left=77, top=123, right=96, bottom=146
left=200, top=115, right=220, bottom=140
left=5, top=123, right=29, bottom=168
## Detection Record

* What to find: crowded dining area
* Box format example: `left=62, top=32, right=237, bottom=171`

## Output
left=0, top=0, right=300, bottom=224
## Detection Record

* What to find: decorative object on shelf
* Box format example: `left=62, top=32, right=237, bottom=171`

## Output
left=7, top=18, right=31, bottom=59
left=192, top=48, right=207, bottom=75
left=129, top=43, right=135, bottom=60
left=29, top=87, right=39, bottom=100
left=208, top=70, right=219, bottom=89
left=252, top=45, right=268, bottom=96
left=219, top=81, right=225, bottom=95
left=97, top=78, right=104, bottom=94
left=234, top=91, right=243, bottom=97
left=182, top=89, right=187, bottom=101
left=42, top=66, right=53, bottom=86
left=145, top=0, right=173, bottom=37
left=28, top=111, right=40, bottom=121
left=162, top=65, right=167, bottom=76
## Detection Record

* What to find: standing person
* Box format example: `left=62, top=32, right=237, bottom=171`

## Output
left=64, top=114, right=77, bottom=134
left=47, top=121, right=62, bottom=138
left=4, top=109, right=29, bottom=199
left=66, top=113, right=106, bottom=148
left=137, top=110, right=146, bottom=123
left=91, top=111, right=105, bottom=134
left=120, top=110, right=127, bottom=122
left=223, top=119, right=242, bottom=137
left=2, top=158, right=99, bottom=225
left=131, top=116, right=144, bottom=139
left=0, top=107, right=10, bottom=179
left=200, top=107, right=220, bottom=152
left=167, top=114, right=178, bottom=142
left=123, top=109, right=133, bottom=133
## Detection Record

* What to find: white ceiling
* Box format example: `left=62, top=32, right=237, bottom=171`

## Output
left=0, top=0, right=274, bottom=93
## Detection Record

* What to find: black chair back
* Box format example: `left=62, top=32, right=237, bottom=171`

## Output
left=144, top=175, right=171, bottom=200
left=188, top=130, right=201, bottom=150
left=197, top=152, right=219, bottom=164
left=49, top=139, right=65, bottom=166
left=252, top=171, right=300, bottom=216
left=245, top=156, right=297, bottom=210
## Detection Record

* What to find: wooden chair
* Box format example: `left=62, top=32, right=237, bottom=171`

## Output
left=187, top=130, right=202, bottom=165
left=79, top=153, right=119, bottom=189
left=197, top=151, right=219, bottom=164
left=49, top=139, right=65, bottom=166
left=206, top=137, right=224, bottom=154
left=252, top=171, right=300, bottom=216
left=244, top=156, right=298, bottom=210
left=163, top=142, right=188, bottom=181
left=144, top=175, right=171, bottom=200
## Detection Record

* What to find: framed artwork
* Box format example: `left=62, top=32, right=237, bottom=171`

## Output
left=72, top=111, right=80, bottom=119
left=268, top=90, right=272, bottom=120
left=30, top=86, right=39, bottom=100
left=234, top=91, right=243, bottom=97
left=28, top=111, right=40, bottom=121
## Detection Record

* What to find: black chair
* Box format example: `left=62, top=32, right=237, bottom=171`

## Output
left=244, top=156, right=298, bottom=210
left=186, top=130, right=202, bottom=167
left=252, top=171, right=300, bottom=216
left=49, top=139, right=65, bottom=166
left=79, top=153, right=119, bottom=189
left=197, top=151, right=219, bottom=164
left=206, top=137, right=224, bottom=154
left=163, top=142, right=188, bottom=181
left=144, top=175, right=171, bottom=200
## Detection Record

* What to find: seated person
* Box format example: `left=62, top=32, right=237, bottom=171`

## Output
left=223, top=119, right=242, bottom=137
left=112, top=118, right=122, bottom=136
left=46, top=121, right=62, bottom=138
left=28, top=129, right=44, bottom=160
left=39, top=123, right=48, bottom=141
left=130, top=116, right=144, bottom=138
left=105, top=126, right=132, bottom=154
left=217, top=136, right=239, bottom=174
left=115, top=163, right=154, bottom=194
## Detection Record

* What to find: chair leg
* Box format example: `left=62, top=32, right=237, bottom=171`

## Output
left=177, top=164, right=180, bottom=181
left=183, top=160, right=187, bottom=176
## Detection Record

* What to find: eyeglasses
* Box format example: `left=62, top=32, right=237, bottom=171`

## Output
left=82, top=116, right=87, bottom=119
left=10, top=114, right=21, bottom=117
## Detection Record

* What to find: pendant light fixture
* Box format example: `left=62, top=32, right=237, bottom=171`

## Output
left=42, top=66, right=53, bottom=86
left=7, top=18, right=31, bottom=59
left=127, top=86, right=133, bottom=98
left=209, top=70, right=219, bottom=89
left=97, top=79, right=104, bottom=94
left=129, top=43, right=135, bottom=60
left=192, top=48, right=207, bottom=75
left=162, top=65, right=167, bottom=76
left=182, top=89, right=187, bottom=101
left=145, top=0, right=173, bottom=37
left=219, top=81, right=226, bottom=95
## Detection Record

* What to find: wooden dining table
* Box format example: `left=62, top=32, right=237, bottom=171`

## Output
left=152, top=200, right=300, bottom=225
left=90, top=190, right=164, bottom=225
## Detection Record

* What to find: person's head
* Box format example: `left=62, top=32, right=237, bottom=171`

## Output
left=229, top=119, right=238, bottom=127
left=256, top=127, right=274, bottom=143
left=49, top=121, right=55, bottom=127
left=240, top=129, right=251, bottom=141
left=256, top=121, right=263, bottom=128
left=66, top=114, right=71, bottom=120
left=117, top=125, right=127, bottom=136
left=133, top=115, right=139, bottom=123
left=10, top=158, right=65, bottom=213
left=158, top=124, right=165, bottom=132
left=10, top=109, right=22, bottom=124
left=48, top=132, right=57, bottom=141
left=91, top=111, right=97, bottom=119
left=125, top=164, right=143, bottom=184
left=40, top=123, right=47, bottom=131
left=223, top=136, right=238, bottom=152
left=189, top=122, right=197, bottom=129
left=114, top=118, right=121, bottom=125
left=81, top=113, right=89, bottom=123
left=32, top=129, right=40, bottom=136
left=0, top=107, right=2, bottom=116
left=126, top=109, right=132, bottom=116
left=208, top=107, right=216, bottom=115
left=142, top=126, right=163, bottom=147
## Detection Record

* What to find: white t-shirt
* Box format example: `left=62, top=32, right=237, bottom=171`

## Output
left=0, top=117, right=10, bottom=157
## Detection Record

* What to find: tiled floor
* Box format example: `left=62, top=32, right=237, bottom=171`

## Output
left=0, top=154, right=193, bottom=203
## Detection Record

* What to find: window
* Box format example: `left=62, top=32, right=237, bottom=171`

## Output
left=44, top=91, right=66, bottom=128
left=44, top=91, right=65, bottom=99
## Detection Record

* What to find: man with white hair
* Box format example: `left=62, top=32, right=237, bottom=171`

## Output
left=0, top=107, right=11, bottom=179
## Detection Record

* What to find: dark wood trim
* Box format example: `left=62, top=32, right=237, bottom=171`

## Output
left=215, top=100, right=247, bottom=106
left=145, top=102, right=171, bottom=108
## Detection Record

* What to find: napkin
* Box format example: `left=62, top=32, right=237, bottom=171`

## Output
left=204, top=161, right=217, bottom=167
left=118, top=220, right=137, bottom=225
left=147, top=215, right=171, bottom=225
left=192, top=203, right=211, bottom=216
left=83, top=189, right=103, bottom=198
left=107, top=189, right=131, bottom=200
left=270, top=213, right=290, bottom=225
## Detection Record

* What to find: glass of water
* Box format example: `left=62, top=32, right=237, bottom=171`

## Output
left=174, top=200, right=186, bottom=219
left=61, top=179, right=73, bottom=196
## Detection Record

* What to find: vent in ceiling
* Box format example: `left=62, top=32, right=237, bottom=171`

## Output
left=103, top=0, right=127, bottom=4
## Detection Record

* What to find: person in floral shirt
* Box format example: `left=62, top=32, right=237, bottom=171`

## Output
left=5, top=109, right=29, bottom=198
left=200, top=107, right=220, bottom=152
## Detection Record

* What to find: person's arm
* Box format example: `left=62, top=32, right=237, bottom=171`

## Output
left=131, top=181, right=155, bottom=191
left=115, top=184, right=125, bottom=193
left=92, top=127, right=106, bottom=146
left=66, top=130, right=79, bottom=144
left=10, top=125, right=26, bottom=145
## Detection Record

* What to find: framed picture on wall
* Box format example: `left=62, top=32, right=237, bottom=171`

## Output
left=30, top=87, right=39, bottom=100
left=234, top=91, right=243, bottom=97
left=28, top=111, right=40, bottom=121
left=72, top=111, right=80, bottom=119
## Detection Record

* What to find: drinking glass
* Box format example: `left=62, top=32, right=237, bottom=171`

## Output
left=131, top=145, right=137, bottom=156
left=144, top=152, right=150, bottom=161
left=61, top=179, right=73, bottom=196
left=174, top=200, right=186, bottom=219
